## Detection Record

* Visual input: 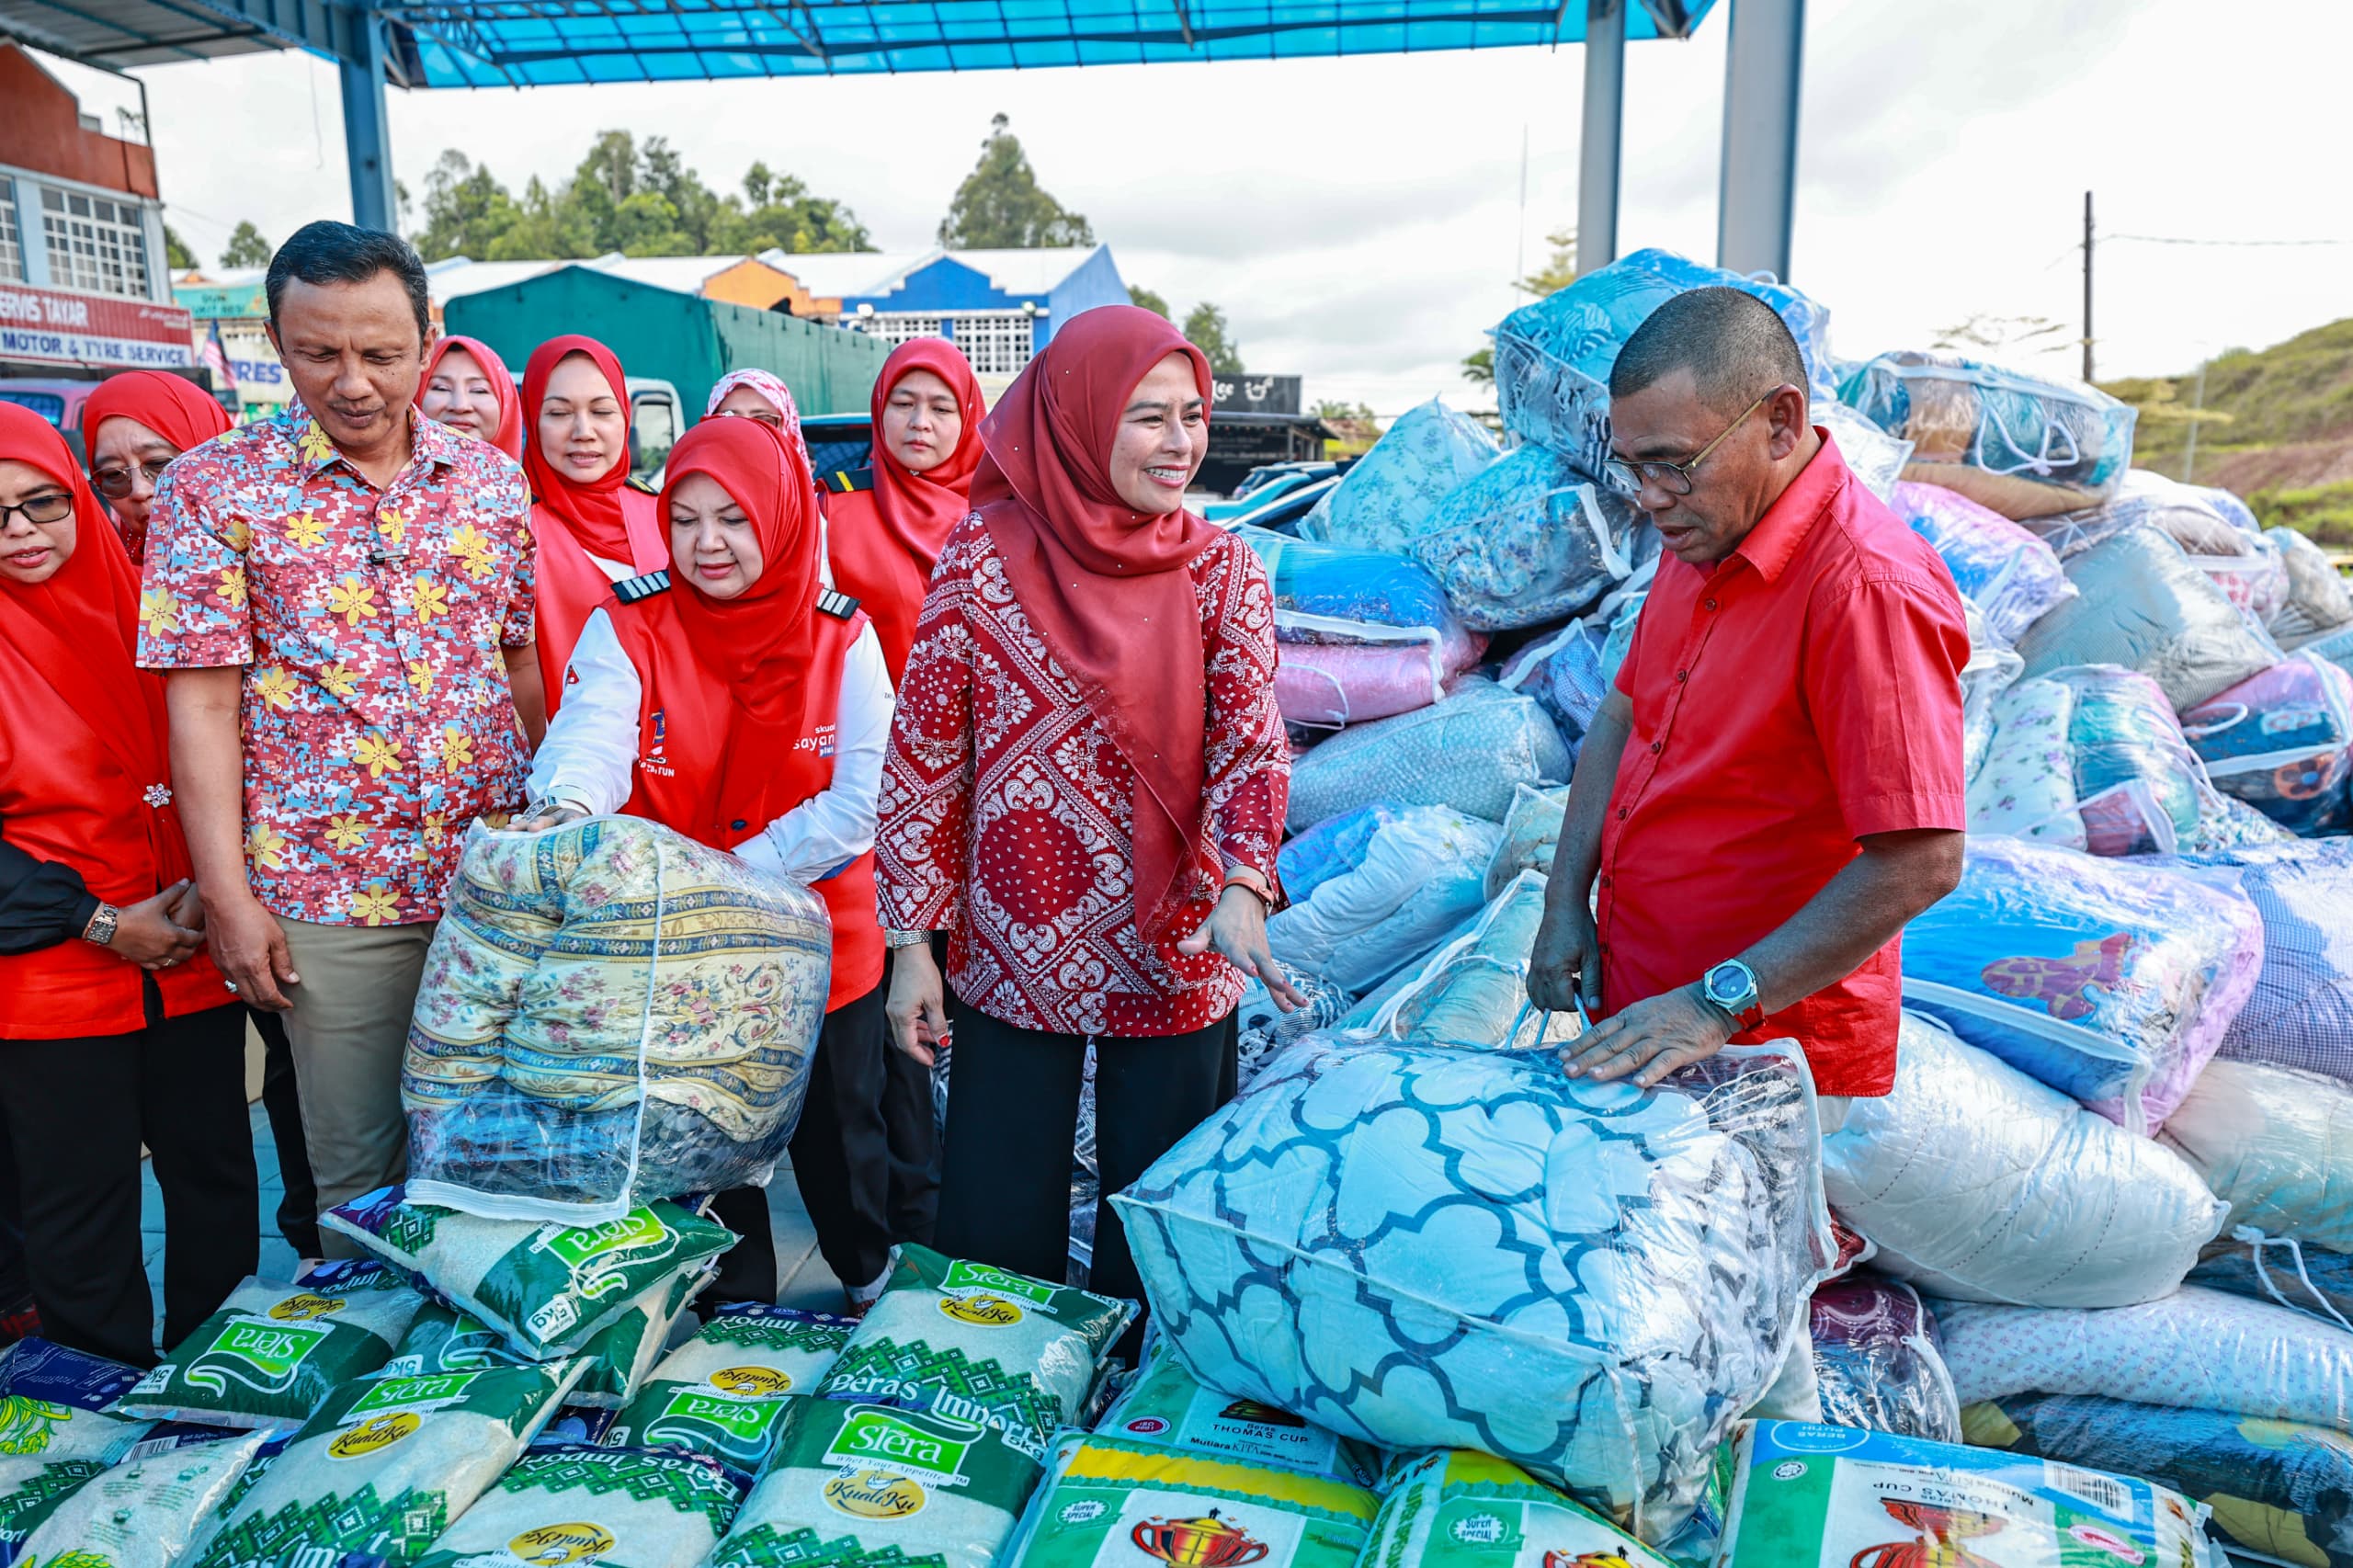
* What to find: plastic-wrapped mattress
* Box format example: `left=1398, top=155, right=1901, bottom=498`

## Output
left=1285, top=677, right=1570, bottom=832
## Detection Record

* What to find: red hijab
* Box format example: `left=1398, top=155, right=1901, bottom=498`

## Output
left=867, top=338, right=985, bottom=569
left=0, top=403, right=184, bottom=876
left=662, top=417, right=827, bottom=830
left=425, top=335, right=523, bottom=460
left=523, top=335, right=636, bottom=560
left=79, top=370, right=231, bottom=462
left=972, top=304, right=1216, bottom=942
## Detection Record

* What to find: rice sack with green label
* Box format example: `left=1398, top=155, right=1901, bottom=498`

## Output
left=1365, top=1450, right=1677, bottom=1568
left=1717, top=1420, right=2220, bottom=1568
left=815, top=1247, right=1131, bottom=1459
left=412, top=1442, right=743, bottom=1568
left=190, top=1361, right=584, bottom=1568
left=0, top=1455, right=108, bottom=1561
left=1097, top=1343, right=1382, bottom=1487
left=13, top=1427, right=268, bottom=1568
left=648, top=1303, right=856, bottom=1399
left=324, top=1186, right=735, bottom=1358
left=115, top=1267, right=425, bottom=1430
left=707, top=1399, right=1041, bottom=1568
left=387, top=1267, right=708, bottom=1409
left=1002, top=1432, right=1378, bottom=1568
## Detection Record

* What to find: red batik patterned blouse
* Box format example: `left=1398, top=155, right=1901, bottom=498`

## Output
left=877, top=514, right=1288, bottom=1038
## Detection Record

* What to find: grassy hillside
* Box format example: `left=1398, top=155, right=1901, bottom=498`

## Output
left=2102, top=317, right=2353, bottom=542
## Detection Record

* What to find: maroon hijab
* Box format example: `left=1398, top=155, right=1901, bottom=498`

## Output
left=972, top=304, right=1216, bottom=942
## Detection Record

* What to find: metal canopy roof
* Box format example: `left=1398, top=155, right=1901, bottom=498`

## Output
left=0, top=0, right=1707, bottom=84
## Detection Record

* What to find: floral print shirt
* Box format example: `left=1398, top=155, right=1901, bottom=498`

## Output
left=137, top=410, right=533, bottom=925
left=877, top=515, right=1288, bottom=1038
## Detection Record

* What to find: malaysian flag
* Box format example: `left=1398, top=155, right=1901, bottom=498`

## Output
left=200, top=319, right=238, bottom=396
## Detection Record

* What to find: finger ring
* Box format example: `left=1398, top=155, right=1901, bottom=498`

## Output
left=224, top=980, right=239, bottom=993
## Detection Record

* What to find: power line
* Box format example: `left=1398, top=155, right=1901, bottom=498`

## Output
left=2107, top=233, right=2352, bottom=248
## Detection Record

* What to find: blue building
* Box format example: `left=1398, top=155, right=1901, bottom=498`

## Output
left=759, top=244, right=1130, bottom=378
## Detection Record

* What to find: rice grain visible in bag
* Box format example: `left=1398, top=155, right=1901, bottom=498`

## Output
left=0, top=1456, right=108, bottom=1560
left=115, top=1268, right=425, bottom=1431
left=1096, top=1343, right=1381, bottom=1486
left=14, top=1428, right=267, bottom=1568
left=706, top=1399, right=1042, bottom=1568
left=324, top=1186, right=735, bottom=1359
left=0, top=1340, right=153, bottom=1468
left=412, top=1441, right=743, bottom=1568
left=191, top=1361, right=585, bottom=1568
left=1002, top=1432, right=1377, bottom=1568
left=1364, top=1449, right=1674, bottom=1568
left=816, top=1247, right=1132, bottom=1460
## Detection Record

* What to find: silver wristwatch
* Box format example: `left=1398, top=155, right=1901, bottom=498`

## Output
left=81, top=902, right=120, bottom=949
left=886, top=928, right=935, bottom=949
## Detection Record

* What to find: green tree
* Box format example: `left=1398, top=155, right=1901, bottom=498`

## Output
left=220, top=221, right=272, bottom=268
left=1518, top=229, right=1576, bottom=297
left=1183, top=301, right=1243, bottom=374
left=415, top=150, right=528, bottom=262
left=1128, top=284, right=1170, bottom=318
left=711, top=163, right=870, bottom=255
left=1461, top=345, right=1494, bottom=388
left=1313, top=399, right=1379, bottom=423
left=163, top=223, right=196, bottom=269
left=938, top=114, right=1094, bottom=249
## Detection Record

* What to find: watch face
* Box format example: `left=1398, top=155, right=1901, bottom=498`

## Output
left=1706, top=965, right=1746, bottom=1005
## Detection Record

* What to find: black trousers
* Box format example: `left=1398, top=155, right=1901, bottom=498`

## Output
left=0, top=998, right=257, bottom=1365
left=249, top=1007, right=322, bottom=1258
left=880, top=947, right=940, bottom=1247
left=707, top=981, right=894, bottom=1307
left=934, top=997, right=1236, bottom=1322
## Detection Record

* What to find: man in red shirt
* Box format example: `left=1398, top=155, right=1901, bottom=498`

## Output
left=1528, top=286, right=1968, bottom=1105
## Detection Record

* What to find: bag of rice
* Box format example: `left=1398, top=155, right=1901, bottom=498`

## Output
left=411, top=1442, right=743, bottom=1568
left=0, top=1341, right=153, bottom=1468
left=189, top=1361, right=585, bottom=1568
left=816, top=1246, right=1132, bottom=1460
left=1365, top=1449, right=1675, bottom=1568
left=386, top=1266, right=706, bottom=1410
left=705, top=1399, right=1042, bottom=1568
left=324, top=1186, right=736, bottom=1359
left=0, top=1456, right=108, bottom=1559
left=115, top=1268, right=425, bottom=1431
left=0, top=1338, right=144, bottom=1411
left=1002, top=1432, right=1378, bottom=1568
left=1095, top=1342, right=1381, bottom=1487
left=645, top=1302, right=858, bottom=1399
left=1718, top=1420, right=2217, bottom=1567
left=13, top=1427, right=267, bottom=1568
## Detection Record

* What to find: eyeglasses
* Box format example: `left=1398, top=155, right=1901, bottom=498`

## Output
left=0, top=492, right=73, bottom=529
left=90, top=460, right=171, bottom=499
left=1601, top=388, right=1778, bottom=497
left=713, top=409, right=784, bottom=430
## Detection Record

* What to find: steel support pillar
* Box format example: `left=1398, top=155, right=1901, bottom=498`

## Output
left=1575, top=0, right=1625, bottom=275
left=1715, top=0, right=1803, bottom=280
left=340, top=11, right=397, bottom=233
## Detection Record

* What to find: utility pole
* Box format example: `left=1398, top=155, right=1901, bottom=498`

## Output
left=2082, top=190, right=2096, bottom=384
left=2183, top=358, right=2209, bottom=483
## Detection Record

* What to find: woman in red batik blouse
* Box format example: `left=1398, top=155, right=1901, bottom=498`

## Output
left=876, top=304, right=1299, bottom=1318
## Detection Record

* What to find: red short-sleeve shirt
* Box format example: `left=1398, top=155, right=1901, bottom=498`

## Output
left=1597, top=432, right=1969, bottom=1096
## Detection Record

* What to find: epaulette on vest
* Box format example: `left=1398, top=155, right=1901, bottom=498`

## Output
left=824, top=467, right=874, bottom=495
left=817, top=588, right=860, bottom=620
left=625, top=475, right=659, bottom=495
left=614, top=570, right=671, bottom=604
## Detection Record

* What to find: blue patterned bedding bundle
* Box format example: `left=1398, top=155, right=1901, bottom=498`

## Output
left=1267, top=803, right=1502, bottom=996
left=2048, top=664, right=2216, bottom=856
left=2176, top=839, right=2353, bottom=1080
left=1898, top=835, right=2263, bottom=1132
left=1836, top=351, right=2136, bottom=520
left=1113, top=1037, right=1833, bottom=1544
left=1298, top=397, right=1498, bottom=555
left=1490, top=248, right=1834, bottom=475
left=1410, top=445, right=1643, bottom=631
left=403, top=815, right=834, bottom=1222
left=1284, top=677, right=1571, bottom=833
left=1891, top=479, right=2076, bottom=646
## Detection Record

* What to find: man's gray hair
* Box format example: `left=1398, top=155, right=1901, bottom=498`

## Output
left=1608, top=286, right=1808, bottom=415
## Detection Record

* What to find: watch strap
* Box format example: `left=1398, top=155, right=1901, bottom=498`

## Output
left=82, top=901, right=120, bottom=948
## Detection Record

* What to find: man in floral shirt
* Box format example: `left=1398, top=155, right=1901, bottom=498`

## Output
left=140, top=222, right=543, bottom=1242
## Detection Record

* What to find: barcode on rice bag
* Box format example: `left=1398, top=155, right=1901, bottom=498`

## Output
left=2043, top=1462, right=2131, bottom=1517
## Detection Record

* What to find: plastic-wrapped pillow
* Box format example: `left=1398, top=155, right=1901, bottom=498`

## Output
left=1961, top=1392, right=2353, bottom=1568
left=1266, top=803, right=1502, bottom=994
left=1484, top=782, right=1569, bottom=899
left=1491, top=248, right=1835, bottom=472
left=2271, top=526, right=2353, bottom=649
left=2049, top=664, right=2221, bottom=855
left=2017, top=526, right=2282, bottom=713
left=1898, top=835, right=2264, bottom=1131
left=404, top=815, right=832, bottom=1222
left=2160, top=1059, right=2353, bottom=1256
left=1298, top=399, right=1498, bottom=554
left=1499, top=621, right=1610, bottom=743
left=1114, top=1038, right=1834, bottom=1541
left=1965, top=677, right=2088, bottom=846
left=1410, top=445, right=1639, bottom=631
left=2180, top=652, right=2353, bottom=835
left=1286, top=677, right=1569, bottom=832
left=1095, top=1338, right=1383, bottom=1486
left=1361, top=870, right=1572, bottom=1051
left=1366, top=1450, right=1676, bottom=1568
left=1836, top=352, right=2136, bottom=519
left=1936, top=1286, right=2353, bottom=1430
left=1891, top=480, right=2075, bottom=646
left=116, top=1267, right=426, bottom=1431
left=1821, top=1013, right=2222, bottom=1307
left=1719, top=1421, right=2215, bottom=1568
left=1808, top=1277, right=1963, bottom=1444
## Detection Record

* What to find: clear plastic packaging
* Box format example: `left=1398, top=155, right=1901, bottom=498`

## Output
left=2049, top=664, right=2222, bottom=856
left=2176, top=839, right=2353, bottom=1081
left=2179, top=651, right=2353, bottom=835
left=1836, top=352, right=2137, bottom=519
left=1266, top=803, right=1503, bottom=995
left=2269, top=525, right=2353, bottom=648
left=1498, top=620, right=1611, bottom=744
left=415, top=1443, right=744, bottom=1568
left=1234, top=525, right=1464, bottom=633
left=1891, top=479, right=2075, bottom=646
left=2160, top=1058, right=2353, bottom=1256
left=2038, top=467, right=2269, bottom=560
left=1484, top=782, right=1569, bottom=899
left=1808, top=1277, right=1962, bottom=1444
left=1967, top=677, right=2090, bottom=847
left=2016, top=526, right=2282, bottom=713
left=1298, top=399, right=1498, bottom=554
left=1821, top=1013, right=2222, bottom=1308
left=1363, top=869, right=1574, bottom=1051
left=1819, top=399, right=1914, bottom=501
left=1274, top=634, right=1476, bottom=728
left=1410, top=445, right=1640, bottom=631
left=1286, top=677, right=1571, bottom=833
left=404, top=815, right=834, bottom=1222
left=1898, top=835, right=2264, bottom=1131
left=1959, top=611, right=2023, bottom=784
left=1115, top=1038, right=1835, bottom=1542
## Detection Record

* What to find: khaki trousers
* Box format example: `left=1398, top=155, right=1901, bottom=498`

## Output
left=278, top=918, right=437, bottom=1256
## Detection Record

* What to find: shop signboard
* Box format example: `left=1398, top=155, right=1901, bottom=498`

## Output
left=0, top=282, right=194, bottom=369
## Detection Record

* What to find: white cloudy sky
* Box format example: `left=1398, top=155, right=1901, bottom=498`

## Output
left=42, top=0, right=2353, bottom=414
